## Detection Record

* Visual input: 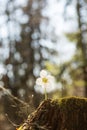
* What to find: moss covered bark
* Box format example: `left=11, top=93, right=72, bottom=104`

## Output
left=17, top=97, right=87, bottom=130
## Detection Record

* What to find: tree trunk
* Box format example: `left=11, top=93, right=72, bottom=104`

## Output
left=17, top=97, right=87, bottom=130
left=76, top=0, right=87, bottom=97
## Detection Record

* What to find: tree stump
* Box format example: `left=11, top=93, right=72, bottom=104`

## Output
left=17, top=97, right=87, bottom=130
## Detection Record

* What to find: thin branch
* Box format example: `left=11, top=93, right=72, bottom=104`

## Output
left=0, top=86, right=29, bottom=107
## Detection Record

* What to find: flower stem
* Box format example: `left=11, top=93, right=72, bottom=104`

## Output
left=44, top=87, right=47, bottom=100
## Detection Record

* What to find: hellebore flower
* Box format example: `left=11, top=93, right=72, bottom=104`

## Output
left=36, top=70, right=54, bottom=100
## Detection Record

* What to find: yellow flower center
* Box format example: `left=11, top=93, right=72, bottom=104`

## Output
left=42, top=78, right=48, bottom=83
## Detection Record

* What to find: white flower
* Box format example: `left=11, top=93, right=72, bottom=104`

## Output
left=36, top=70, right=54, bottom=87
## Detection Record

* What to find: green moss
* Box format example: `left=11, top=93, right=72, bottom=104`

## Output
left=51, top=96, right=87, bottom=118
left=58, top=96, right=87, bottom=108
left=51, top=96, right=87, bottom=130
left=18, top=97, right=87, bottom=130
left=51, top=96, right=87, bottom=107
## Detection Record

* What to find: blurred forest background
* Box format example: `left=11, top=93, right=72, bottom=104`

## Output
left=0, top=0, right=87, bottom=129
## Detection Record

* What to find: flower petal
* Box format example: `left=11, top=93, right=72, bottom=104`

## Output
left=45, top=82, right=50, bottom=87
left=47, top=75, right=55, bottom=81
left=42, top=82, right=50, bottom=88
left=36, top=78, right=42, bottom=86
left=40, top=70, right=47, bottom=78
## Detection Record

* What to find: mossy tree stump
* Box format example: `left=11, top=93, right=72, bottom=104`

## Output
left=18, top=97, right=87, bottom=130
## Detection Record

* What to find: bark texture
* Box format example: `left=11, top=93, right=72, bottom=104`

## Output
left=17, top=97, right=87, bottom=130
